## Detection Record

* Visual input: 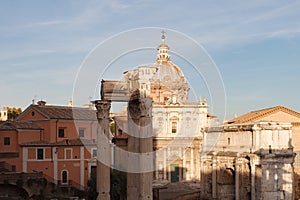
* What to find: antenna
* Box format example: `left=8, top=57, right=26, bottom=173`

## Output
left=32, top=95, right=37, bottom=104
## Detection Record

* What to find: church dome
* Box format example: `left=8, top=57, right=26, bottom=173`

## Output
left=149, top=33, right=189, bottom=104
left=151, top=62, right=184, bottom=83
left=151, top=32, right=186, bottom=82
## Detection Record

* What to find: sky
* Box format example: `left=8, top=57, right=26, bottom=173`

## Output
left=1, top=0, right=300, bottom=120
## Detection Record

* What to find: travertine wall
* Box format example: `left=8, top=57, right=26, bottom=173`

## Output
left=201, top=122, right=295, bottom=200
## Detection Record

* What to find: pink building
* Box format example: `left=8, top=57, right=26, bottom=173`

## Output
left=0, top=101, right=99, bottom=189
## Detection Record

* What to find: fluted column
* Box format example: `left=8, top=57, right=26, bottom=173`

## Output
left=127, top=91, right=153, bottom=200
left=95, top=100, right=111, bottom=200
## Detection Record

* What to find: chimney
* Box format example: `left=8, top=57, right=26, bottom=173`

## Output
left=37, top=100, right=46, bottom=106
left=68, top=100, right=73, bottom=107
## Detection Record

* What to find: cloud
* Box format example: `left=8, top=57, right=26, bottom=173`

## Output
left=27, top=20, right=67, bottom=28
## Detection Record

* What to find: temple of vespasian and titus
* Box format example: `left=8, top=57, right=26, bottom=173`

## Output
left=94, top=33, right=295, bottom=200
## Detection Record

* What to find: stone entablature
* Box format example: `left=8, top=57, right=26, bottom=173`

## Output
left=203, top=122, right=293, bottom=154
left=201, top=122, right=295, bottom=200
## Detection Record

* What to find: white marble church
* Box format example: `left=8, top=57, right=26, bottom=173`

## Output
left=100, top=33, right=295, bottom=200
left=108, top=33, right=214, bottom=183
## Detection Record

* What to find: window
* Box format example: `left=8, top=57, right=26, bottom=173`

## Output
left=62, top=170, right=68, bottom=184
left=79, top=128, right=85, bottom=137
left=172, top=122, right=177, bottom=134
left=4, top=137, right=10, bottom=145
left=58, top=128, right=65, bottom=138
left=92, top=149, right=97, bottom=158
left=37, top=148, right=44, bottom=160
left=227, top=138, right=231, bottom=145
left=31, top=111, right=35, bottom=116
left=64, top=148, right=72, bottom=159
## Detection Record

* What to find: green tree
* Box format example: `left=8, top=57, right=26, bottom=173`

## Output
left=110, top=122, right=115, bottom=135
left=7, top=107, right=22, bottom=120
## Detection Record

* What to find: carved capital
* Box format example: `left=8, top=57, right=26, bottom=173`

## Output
left=128, top=90, right=152, bottom=119
left=94, top=100, right=111, bottom=119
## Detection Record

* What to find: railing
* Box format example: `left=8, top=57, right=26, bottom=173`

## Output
left=57, top=180, right=86, bottom=190
left=0, top=171, right=43, bottom=180
left=42, top=172, right=86, bottom=190
left=0, top=169, right=87, bottom=191
left=40, top=171, right=56, bottom=184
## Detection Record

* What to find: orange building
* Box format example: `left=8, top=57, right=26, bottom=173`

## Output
left=0, top=121, right=43, bottom=172
left=0, top=101, right=99, bottom=189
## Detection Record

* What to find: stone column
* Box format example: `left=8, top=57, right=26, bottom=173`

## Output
left=195, top=150, right=200, bottom=180
left=155, top=156, right=159, bottom=180
left=127, top=92, right=153, bottom=200
left=52, top=147, right=57, bottom=184
left=80, top=146, right=85, bottom=190
left=250, top=157, right=256, bottom=200
left=182, top=147, right=186, bottom=180
left=212, top=154, right=217, bottom=199
left=191, top=148, right=194, bottom=179
left=163, top=148, right=167, bottom=180
left=235, top=155, right=241, bottom=200
left=95, top=100, right=111, bottom=200
left=22, top=147, right=28, bottom=173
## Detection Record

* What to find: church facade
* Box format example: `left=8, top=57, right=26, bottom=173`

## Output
left=107, top=34, right=213, bottom=184
left=101, top=34, right=296, bottom=199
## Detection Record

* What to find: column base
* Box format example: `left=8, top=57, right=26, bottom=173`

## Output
left=97, top=192, right=110, bottom=200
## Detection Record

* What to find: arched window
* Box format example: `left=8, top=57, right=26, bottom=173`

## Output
left=172, top=122, right=177, bottom=134
left=227, top=138, right=231, bottom=145
left=62, top=170, right=68, bottom=184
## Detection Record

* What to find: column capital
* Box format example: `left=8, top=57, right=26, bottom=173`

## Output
left=128, top=90, right=152, bottom=119
left=94, top=100, right=111, bottom=119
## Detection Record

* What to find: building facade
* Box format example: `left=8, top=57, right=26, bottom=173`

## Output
left=201, top=122, right=295, bottom=200
left=0, top=101, right=99, bottom=189
left=107, top=34, right=214, bottom=184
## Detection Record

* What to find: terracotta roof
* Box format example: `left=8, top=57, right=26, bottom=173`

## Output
left=20, top=138, right=97, bottom=146
left=19, top=104, right=97, bottom=121
left=227, top=106, right=300, bottom=124
left=0, top=121, right=43, bottom=130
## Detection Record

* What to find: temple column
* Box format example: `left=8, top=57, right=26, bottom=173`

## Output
left=95, top=100, right=111, bottom=200
left=250, top=158, right=256, bottom=200
left=235, top=155, right=241, bottom=200
left=212, top=154, right=217, bottom=199
left=127, top=93, right=153, bottom=200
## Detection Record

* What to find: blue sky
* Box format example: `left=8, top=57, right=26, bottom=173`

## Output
left=1, top=0, right=300, bottom=120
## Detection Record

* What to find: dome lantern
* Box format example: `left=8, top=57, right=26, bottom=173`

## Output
left=157, top=31, right=170, bottom=63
